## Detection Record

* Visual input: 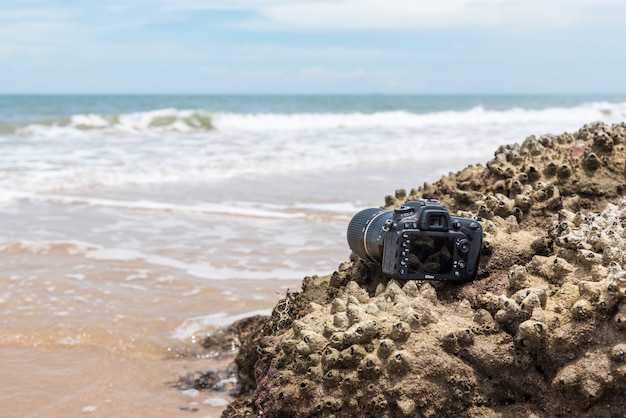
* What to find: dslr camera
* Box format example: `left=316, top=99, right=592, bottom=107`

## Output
left=347, top=199, right=482, bottom=281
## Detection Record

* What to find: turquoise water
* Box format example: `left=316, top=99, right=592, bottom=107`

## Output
left=2, top=94, right=626, bottom=125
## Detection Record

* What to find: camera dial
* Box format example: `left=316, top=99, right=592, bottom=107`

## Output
left=457, top=239, right=471, bottom=255
left=393, top=206, right=414, bottom=216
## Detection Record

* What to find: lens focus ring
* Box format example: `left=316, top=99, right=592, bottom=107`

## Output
left=347, top=208, right=391, bottom=264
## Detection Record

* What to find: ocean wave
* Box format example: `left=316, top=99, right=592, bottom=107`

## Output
left=2, top=101, right=625, bottom=194
left=14, top=108, right=214, bottom=137
left=1, top=191, right=308, bottom=219
left=213, top=101, right=626, bottom=132
left=0, top=238, right=314, bottom=281
left=6, top=101, right=626, bottom=138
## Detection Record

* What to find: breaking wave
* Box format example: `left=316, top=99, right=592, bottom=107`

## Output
left=1, top=100, right=625, bottom=195
left=4, top=100, right=626, bottom=138
left=14, top=108, right=215, bottom=137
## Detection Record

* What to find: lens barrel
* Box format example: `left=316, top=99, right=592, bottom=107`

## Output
left=346, top=208, right=392, bottom=264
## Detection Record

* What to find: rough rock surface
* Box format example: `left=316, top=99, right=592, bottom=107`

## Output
left=219, top=122, right=626, bottom=417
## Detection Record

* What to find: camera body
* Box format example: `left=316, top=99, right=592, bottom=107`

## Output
left=347, top=199, right=482, bottom=281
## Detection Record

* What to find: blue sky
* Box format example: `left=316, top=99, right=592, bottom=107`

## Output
left=1, top=0, right=625, bottom=94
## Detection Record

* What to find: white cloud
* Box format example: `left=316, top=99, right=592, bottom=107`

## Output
left=265, top=0, right=625, bottom=30
left=156, top=0, right=289, bottom=11
left=0, top=6, right=77, bottom=59
left=263, top=0, right=497, bottom=29
left=154, top=0, right=626, bottom=30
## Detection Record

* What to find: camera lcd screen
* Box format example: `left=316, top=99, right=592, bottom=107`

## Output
left=406, top=235, right=454, bottom=275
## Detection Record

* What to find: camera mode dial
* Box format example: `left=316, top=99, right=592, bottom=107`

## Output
left=393, top=206, right=414, bottom=217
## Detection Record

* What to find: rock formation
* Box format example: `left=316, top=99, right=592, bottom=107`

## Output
left=216, top=121, right=626, bottom=417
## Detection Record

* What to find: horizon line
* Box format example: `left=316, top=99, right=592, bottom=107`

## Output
left=2, top=92, right=626, bottom=96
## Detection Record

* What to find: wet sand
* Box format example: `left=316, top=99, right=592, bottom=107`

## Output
left=0, top=161, right=452, bottom=417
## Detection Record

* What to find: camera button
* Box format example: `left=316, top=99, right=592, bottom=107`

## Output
left=458, top=260, right=466, bottom=269
left=469, top=222, right=480, bottom=230
left=457, top=239, right=470, bottom=254
left=399, top=268, right=407, bottom=275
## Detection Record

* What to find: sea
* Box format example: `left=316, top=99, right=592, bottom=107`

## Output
left=1, top=94, right=626, bottom=417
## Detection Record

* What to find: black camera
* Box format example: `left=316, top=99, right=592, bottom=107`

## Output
left=347, top=199, right=482, bottom=281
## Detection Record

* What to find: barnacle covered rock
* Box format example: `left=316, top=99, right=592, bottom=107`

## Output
left=221, top=122, right=626, bottom=418
left=241, top=278, right=482, bottom=417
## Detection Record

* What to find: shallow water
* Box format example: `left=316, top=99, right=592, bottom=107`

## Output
left=1, top=163, right=437, bottom=418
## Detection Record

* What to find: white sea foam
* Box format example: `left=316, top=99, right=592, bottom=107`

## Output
left=203, top=398, right=230, bottom=407
left=292, top=201, right=366, bottom=214
left=12, top=101, right=626, bottom=136
left=0, top=237, right=312, bottom=281
left=1, top=101, right=625, bottom=196
left=2, top=191, right=305, bottom=218
left=85, top=248, right=145, bottom=261
left=172, top=309, right=273, bottom=341
left=77, top=243, right=311, bottom=281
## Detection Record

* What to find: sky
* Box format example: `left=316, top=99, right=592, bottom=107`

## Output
left=1, top=0, right=625, bottom=94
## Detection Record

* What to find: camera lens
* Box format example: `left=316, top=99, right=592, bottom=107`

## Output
left=346, top=208, right=392, bottom=264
